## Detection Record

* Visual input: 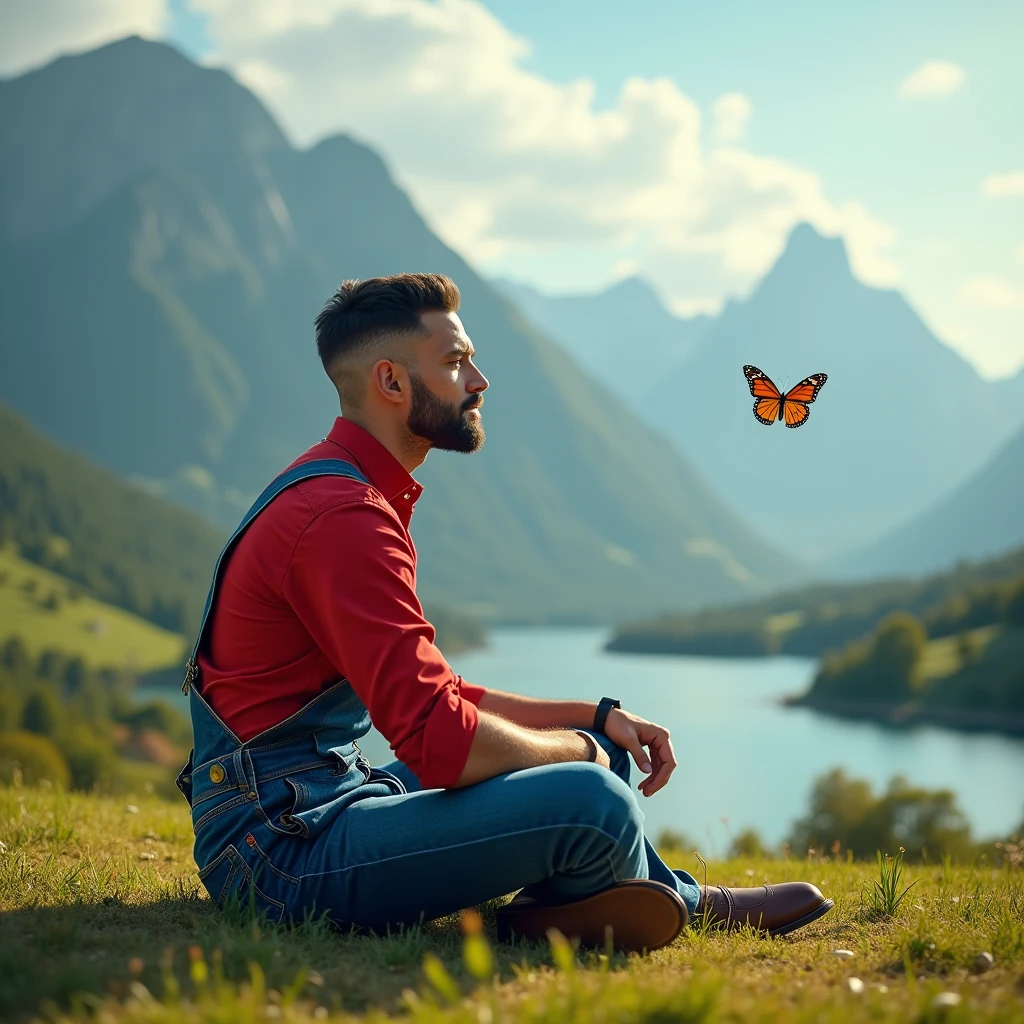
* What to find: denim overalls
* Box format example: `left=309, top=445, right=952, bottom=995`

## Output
left=176, top=459, right=407, bottom=924
left=176, top=459, right=702, bottom=929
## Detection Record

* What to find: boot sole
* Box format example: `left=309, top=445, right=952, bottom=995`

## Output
left=496, top=879, right=688, bottom=953
left=768, top=897, right=835, bottom=936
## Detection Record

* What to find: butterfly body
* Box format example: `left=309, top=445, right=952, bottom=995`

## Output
left=743, top=365, right=827, bottom=428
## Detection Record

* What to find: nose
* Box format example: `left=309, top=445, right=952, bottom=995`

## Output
left=468, top=359, right=489, bottom=395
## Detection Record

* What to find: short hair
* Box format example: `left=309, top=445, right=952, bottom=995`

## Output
left=315, top=274, right=460, bottom=408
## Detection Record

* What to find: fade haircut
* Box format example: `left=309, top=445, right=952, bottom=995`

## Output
left=315, top=274, right=461, bottom=410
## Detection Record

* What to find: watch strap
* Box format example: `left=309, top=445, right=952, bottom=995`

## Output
left=593, top=696, right=621, bottom=735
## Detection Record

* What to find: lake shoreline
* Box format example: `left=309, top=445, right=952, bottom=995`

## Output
left=787, top=693, right=1024, bottom=738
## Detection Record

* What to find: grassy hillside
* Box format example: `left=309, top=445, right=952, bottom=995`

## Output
left=0, top=402, right=224, bottom=636
left=0, top=546, right=185, bottom=672
left=1, top=785, right=1021, bottom=1023
left=608, top=543, right=1024, bottom=657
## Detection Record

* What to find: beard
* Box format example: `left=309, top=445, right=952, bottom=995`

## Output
left=407, top=373, right=485, bottom=453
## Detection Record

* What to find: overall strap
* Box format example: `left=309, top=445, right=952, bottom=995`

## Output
left=182, top=458, right=369, bottom=693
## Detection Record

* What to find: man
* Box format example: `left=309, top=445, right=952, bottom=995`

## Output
left=177, top=273, right=833, bottom=951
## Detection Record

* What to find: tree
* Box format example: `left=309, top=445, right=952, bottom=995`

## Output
left=870, top=612, right=927, bottom=696
left=20, top=688, right=61, bottom=736
left=788, top=768, right=974, bottom=862
left=0, top=730, right=70, bottom=788
left=1005, top=580, right=1024, bottom=628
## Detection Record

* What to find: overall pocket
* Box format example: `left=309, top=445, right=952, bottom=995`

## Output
left=198, top=845, right=287, bottom=926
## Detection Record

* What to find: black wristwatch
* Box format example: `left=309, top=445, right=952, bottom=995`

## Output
left=593, top=697, right=621, bottom=735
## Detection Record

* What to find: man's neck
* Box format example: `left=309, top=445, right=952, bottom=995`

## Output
left=339, top=410, right=430, bottom=474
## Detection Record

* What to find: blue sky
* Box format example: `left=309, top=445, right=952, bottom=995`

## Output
left=7, top=0, right=1023, bottom=378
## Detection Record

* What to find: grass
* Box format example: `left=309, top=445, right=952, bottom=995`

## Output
left=2, top=785, right=1023, bottom=1024
left=0, top=547, right=186, bottom=672
left=917, top=625, right=1000, bottom=682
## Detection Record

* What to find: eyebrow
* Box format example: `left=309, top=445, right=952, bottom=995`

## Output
left=444, top=341, right=474, bottom=358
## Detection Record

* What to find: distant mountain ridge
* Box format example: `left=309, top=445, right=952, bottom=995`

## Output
left=494, top=276, right=711, bottom=427
left=636, top=225, right=1023, bottom=558
left=0, top=37, right=801, bottom=622
left=832, top=420, right=1024, bottom=578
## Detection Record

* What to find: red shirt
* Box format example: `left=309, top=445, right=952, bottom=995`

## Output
left=199, top=418, right=485, bottom=789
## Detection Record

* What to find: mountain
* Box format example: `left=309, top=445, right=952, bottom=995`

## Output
left=493, top=276, right=710, bottom=425
left=832, top=421, right=1024, bottom=578
left=640, top=224, right=1023, bottom=559
left=0, top=37, right=801, bottom=622
left=0, top=402, right=223, bottom=634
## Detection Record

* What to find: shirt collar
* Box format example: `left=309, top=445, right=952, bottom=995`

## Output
left=324, top=417, right=423, bottom=518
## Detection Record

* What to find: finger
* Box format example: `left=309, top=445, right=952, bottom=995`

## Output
left=639, top=739, right=676, bottom=797
left=638, top=755, right=671, bottom=796
left=624, top=735, right=652, bottom=775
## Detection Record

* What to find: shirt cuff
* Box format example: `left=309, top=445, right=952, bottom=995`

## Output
left=458, top=679, right=487, bottom=705
left=417, top=687, right=480, bottom=789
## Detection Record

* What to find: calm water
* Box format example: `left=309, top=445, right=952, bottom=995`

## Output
left=141, top=627, right=1024, bottom=851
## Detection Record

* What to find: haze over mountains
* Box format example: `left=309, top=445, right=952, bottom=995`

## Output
left=832, top=420, right=1024, bottom=578
left=516, top=227, right=1023, bottom=563
left=0, top=37, right=800, bottom=623
left=495, top=276, right=710, bottom=425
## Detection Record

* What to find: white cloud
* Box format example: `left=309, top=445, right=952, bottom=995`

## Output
left=898, top=60, right=966, bottom=99
left=958, top=277, right=1024, bottom=311
left=712, top=93, right=751, bottom=144
left=982, top=172, right=1024, bottom=198
left=191, top=0, right=898, bottom=311
left=0, top=0, right=166, bottom=76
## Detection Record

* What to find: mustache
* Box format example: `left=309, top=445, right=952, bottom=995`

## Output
left=462, top=396, right=484, bottom=413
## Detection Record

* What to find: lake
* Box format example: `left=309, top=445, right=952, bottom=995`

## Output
left=140, top=626, right=1024, bottom=852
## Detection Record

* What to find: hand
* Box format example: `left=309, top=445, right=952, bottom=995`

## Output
left=602, top=708, right=676, bottom=798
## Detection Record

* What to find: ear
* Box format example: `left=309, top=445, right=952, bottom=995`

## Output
left=373, top=359, right=406, bottom=404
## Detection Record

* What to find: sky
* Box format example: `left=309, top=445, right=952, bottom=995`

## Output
left=2, top=0, right=1022, bottom=378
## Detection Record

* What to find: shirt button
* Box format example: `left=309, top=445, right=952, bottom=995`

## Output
left=403, top=493, right=410, bottom=500
left=209, top=764, right=225, bottom=784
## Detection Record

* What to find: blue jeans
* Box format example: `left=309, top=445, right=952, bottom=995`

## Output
left=181, top=684, right=700, bottom=931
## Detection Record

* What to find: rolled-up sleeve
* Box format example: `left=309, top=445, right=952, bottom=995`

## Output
left=281, top=496, right=480, bottom=788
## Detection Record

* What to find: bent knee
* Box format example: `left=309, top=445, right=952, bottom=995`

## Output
left=543, top=761, right=642, bottom=836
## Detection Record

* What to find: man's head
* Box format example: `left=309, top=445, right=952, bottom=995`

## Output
left=315, top=274, right=488, bottom=457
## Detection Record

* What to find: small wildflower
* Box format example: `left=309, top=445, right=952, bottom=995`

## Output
left=461, top=908, right=483, bottom=935
left=847, top=977, right=865, bottom=994
left=832, top=949, right=855, bottom=960
left=125, top=805, right=139, bottom=814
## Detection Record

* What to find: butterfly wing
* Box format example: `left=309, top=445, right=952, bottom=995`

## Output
left=780, top=373, right=827, bottom=429
left=743, top=365, right=783, bottom=425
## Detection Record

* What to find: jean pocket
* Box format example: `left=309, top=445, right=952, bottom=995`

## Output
left=198, top=845, right=286, bottom=926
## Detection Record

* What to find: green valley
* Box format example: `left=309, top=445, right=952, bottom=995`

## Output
left=0, top=546, right=185, bottom=673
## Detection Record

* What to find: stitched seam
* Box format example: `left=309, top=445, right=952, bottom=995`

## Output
left=247, top=836, right=302, bottom=885
left=194, top=794, right=250, bottom=833
left=290, top=821, right=626, bottom=881
left=255, top=760, right=337, bottom=781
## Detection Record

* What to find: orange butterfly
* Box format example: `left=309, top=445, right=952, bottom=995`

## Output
left=743, top=365, right=827, bottom=428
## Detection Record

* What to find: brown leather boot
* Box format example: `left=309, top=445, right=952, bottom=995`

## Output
left=496, top=879, right=689, bottom=952
left=696, top=881, right=833, bottom=936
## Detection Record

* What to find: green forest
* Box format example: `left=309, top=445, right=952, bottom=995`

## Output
left=793, top=582, right=1024, bottom=726
left=608, top=543, right=1024, bottom=658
